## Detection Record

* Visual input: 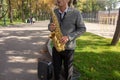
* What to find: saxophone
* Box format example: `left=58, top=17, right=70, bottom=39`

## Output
left=49, top=9, right=65, bottom=52
left=43, top=0, right=74, bottom=52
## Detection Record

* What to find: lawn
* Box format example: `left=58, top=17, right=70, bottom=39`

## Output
left=74, top=32, right=120, bottom=80
left=0, top=19, right=22, bottom=26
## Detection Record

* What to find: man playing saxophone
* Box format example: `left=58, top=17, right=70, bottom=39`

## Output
left=48, top=0, right=86, bottom=80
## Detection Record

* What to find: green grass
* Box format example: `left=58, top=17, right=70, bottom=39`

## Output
left=0, top=19, right=23, bottom=26
left=74, top=32, right=120, bottom=80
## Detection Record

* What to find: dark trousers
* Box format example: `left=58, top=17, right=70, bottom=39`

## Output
left=52, top=47, right=74, bottom=80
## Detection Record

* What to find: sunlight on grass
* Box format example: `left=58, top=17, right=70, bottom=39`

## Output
left=74, top=32, right=120, bottom=80
left=113, top=70, right=120, bottom=78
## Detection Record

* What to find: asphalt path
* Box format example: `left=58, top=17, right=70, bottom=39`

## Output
left=0, top=21, right=51, bottom=80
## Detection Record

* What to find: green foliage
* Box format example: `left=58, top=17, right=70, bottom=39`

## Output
left=74, top=32, right=120, bottom=80
left=76, top=0, right=119, bottom=12
left=1, top=0, right=120, bottom=24
left=76, top=0, right=106, bottom=12
left=105, top=0, right=118, bottom=10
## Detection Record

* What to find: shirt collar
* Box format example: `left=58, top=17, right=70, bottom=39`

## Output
left=59, top=6, right=68, bottom=14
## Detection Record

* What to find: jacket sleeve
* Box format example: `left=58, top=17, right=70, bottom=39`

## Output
left=68, top=11, right=86, bottom=41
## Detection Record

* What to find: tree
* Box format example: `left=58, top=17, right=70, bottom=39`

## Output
left=8, top=0, right=13, bottom=23
left=105, top=0, right=118, bottom=16
left=0, top=0, right=8, bottom=25
left=111, top=8, right=120, bottom=45
left=0, top=0, right=8, bottom=20
left=76, top=0, right=106, bottom=12
left=105, top=0, right=118, bottom=10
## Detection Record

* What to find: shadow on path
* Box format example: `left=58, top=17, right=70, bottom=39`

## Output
left=0, top=29, right=51, bottom=80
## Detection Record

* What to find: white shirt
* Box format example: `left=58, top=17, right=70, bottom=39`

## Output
left=59, top=6, right=68, bottom=19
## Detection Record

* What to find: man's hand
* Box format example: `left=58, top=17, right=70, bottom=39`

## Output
left=60, top=36, right=69, bottom=44
left=49, top=23, right=56, bottom=31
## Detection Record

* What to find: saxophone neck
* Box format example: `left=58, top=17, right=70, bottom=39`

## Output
left=50, top=7, right=56, bottom=16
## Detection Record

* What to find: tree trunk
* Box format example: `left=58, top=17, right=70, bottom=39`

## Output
left=111, top=8, right=120, bottom=45
left=35, top=0, right=39, bottom=20
left=8, top=0, right=13, bottom=23
left=30, top=0, right=32, bottom=16
left=0, top=0, right=3, bottom=19
left=21, top=0, right=25, bottom=22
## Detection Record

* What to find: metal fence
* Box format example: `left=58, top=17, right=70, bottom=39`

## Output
left=82, top=10, right=119, bottom=25
left=82, top=12, right=99, bottom=23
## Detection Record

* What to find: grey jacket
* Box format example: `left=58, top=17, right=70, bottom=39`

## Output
left=48, top=7, right=86, bottom=50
